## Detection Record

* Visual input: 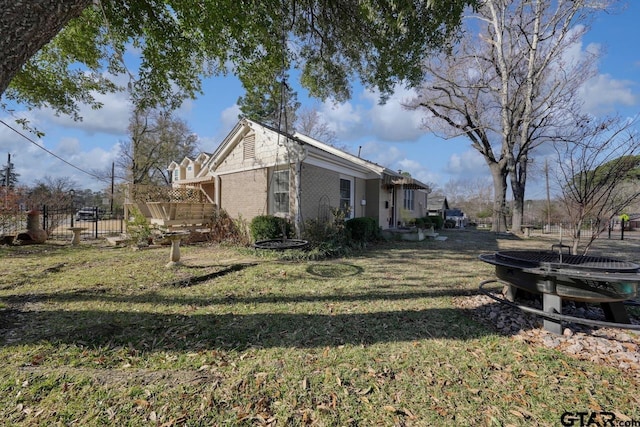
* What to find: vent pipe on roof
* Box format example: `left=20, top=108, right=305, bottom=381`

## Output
left=358, top=146, right=362, bottom=157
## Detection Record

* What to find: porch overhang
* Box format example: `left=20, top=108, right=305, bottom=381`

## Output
left=383, top=175, right=431, bottom=191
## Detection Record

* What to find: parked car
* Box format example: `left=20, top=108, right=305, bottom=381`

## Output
left=75, top=207, right=104, bottom=221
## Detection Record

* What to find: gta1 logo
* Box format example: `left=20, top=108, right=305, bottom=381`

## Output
left=560, top=411, right=616, bottom=426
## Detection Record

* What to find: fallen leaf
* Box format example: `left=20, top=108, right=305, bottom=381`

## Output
left=510, top=409, right=524, bottom=418
left=358, top=386, right=373, bottom=395
left=134, top=399, right=150, bottom=409
left=255, top=372, right=268, bottom=387
left=398, top=407, right=416, bottom=419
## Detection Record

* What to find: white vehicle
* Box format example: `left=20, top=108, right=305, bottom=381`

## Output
left=75, top=207, right=102, bottom=221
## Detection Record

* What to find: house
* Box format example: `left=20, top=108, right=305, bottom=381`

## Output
left=426, top=196, right=449, bottom=218
left=166, top=118, right=432, bottom=232
left=444, top=208, right=468, bottom=228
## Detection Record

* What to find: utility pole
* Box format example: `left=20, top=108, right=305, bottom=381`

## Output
left=3, top=153, right=12, bottom=207
left=111, top=162, right=115, bottom=213
left=545, top=158, right=551, bottom=233
left=3, top=153, right=11, bottom=187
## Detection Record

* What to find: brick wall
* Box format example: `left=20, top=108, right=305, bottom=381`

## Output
left=220, top=169, right=268, bottom=220
left=300, top=163, right=339, bottom=222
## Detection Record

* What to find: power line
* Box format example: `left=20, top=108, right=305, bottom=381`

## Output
left=0, top=119, right=109, bottom=182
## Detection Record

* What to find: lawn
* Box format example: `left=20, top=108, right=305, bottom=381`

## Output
left=0, top=229, right=639, bottom=426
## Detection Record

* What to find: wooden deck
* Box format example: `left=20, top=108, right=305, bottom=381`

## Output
left=146, top=202, right=216, bottom=228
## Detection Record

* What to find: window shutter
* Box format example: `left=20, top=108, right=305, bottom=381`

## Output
left=243, top=134, right=255, bottom=160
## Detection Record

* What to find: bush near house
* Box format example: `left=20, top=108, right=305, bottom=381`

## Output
left=249, top=215, right=293, bottom=241
left=444, top=219, right=457, bottom=229
left=428, top=215, right=444, bottom=230
left=412, top=215, right=443, bottom=230
left=345, top=217, right=380, bottom=243
left=206, top=209, right=251, bottom=245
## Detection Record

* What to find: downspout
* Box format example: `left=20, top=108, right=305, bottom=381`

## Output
left=214, top=175, right=221, bottom=211
left=293, top=145, right=307, bottom=238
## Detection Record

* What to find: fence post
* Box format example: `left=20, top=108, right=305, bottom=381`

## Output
left=41, top=205, right=47, bottom=231
left=93, top=206, right=98, bottom=238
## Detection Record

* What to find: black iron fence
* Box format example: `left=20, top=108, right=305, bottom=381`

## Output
left=0, top=206, right=126, bottom=241
left=42, top=206, right=126, bottom=240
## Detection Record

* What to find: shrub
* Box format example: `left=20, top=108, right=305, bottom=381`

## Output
left=207, top=209, right=251, bottom=245
left=303, top=218, right=345, bottom=247
left=444, top=219, right=456, bottom=228
left=345, top=217, right=380, bottom=243
left=297, top=211, right=380, bottom=260
left=428, top=215, right=444, bottom=230
left=250, top=215, right=292, bottom=241
left=126, top=205, right=153, bottom=245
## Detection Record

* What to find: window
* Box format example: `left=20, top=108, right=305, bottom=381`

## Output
left=404, top=189, right=415, bottom=211
left=272, top=170, right=289, bottom=214
left=173, top=170, right=179, bottom=181
left=339, top=178, right=352, bottom=218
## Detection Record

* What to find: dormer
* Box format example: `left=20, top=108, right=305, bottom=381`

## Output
left=167, top=161, right=184, bottom=183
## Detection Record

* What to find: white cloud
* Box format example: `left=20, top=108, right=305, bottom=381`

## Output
left=319, top=100, right=365, bottom=141
left=445, top=149, right=486, bottom=177
left=33, top=90, right=131, bottom=136
left=397, top=158, right=440, bottom=185
left=579, top=74, right=636, bottom=115
left=358, top=141, right=404, bottom=167
left=220, top=104, right=241, bottom=133
left=362, top=86, right=424, bottom=142
left=319, top=85, right=425, bottom=144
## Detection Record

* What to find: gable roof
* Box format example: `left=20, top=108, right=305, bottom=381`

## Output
left=427, top=196, right=449, bottom=211
left=186, top=118, right=431, bottom=190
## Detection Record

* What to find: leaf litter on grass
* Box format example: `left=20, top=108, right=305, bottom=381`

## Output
left=1, top=232, right=640, bottom=424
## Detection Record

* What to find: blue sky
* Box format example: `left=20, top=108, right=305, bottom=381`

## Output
left=1, top=2, right=639, bottom=199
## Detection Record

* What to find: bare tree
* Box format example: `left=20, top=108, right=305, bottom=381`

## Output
left=406, top=0, right=610, bottom=232
left=295, top=106, right=337, bottom=146
left=554, top=116, right=640, bottom=255
left=117, top=108, right=199, bottom=185
left=444, top=178, right=494, bottom=222
left=25, top=176, right=78, bottom=233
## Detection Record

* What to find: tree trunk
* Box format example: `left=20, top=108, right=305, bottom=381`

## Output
left=510, top=172, right=525, bottom=234
left=0, top=0, right=91, bottom=96
left=571, top=220, right=582, bottom=256
left=489, top=163, right=508, bottom=233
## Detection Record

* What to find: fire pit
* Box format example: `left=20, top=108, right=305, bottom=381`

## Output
left=479, top=247, right=640, bottom=333
left=253, top=239, right=309, bottom=251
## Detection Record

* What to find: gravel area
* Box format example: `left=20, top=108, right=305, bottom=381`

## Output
left=455, top=289, right=640, bottom=379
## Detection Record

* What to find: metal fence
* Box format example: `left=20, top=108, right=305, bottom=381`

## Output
left=528, top=223, right=635, bottom=241
left=0, top=206, right=126, bottom=241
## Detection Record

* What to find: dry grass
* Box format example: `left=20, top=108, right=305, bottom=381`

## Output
left=0, top=230, right=639, bottom=425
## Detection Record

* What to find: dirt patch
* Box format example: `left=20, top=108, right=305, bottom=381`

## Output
left=18, top=365, right=222, bottom=388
